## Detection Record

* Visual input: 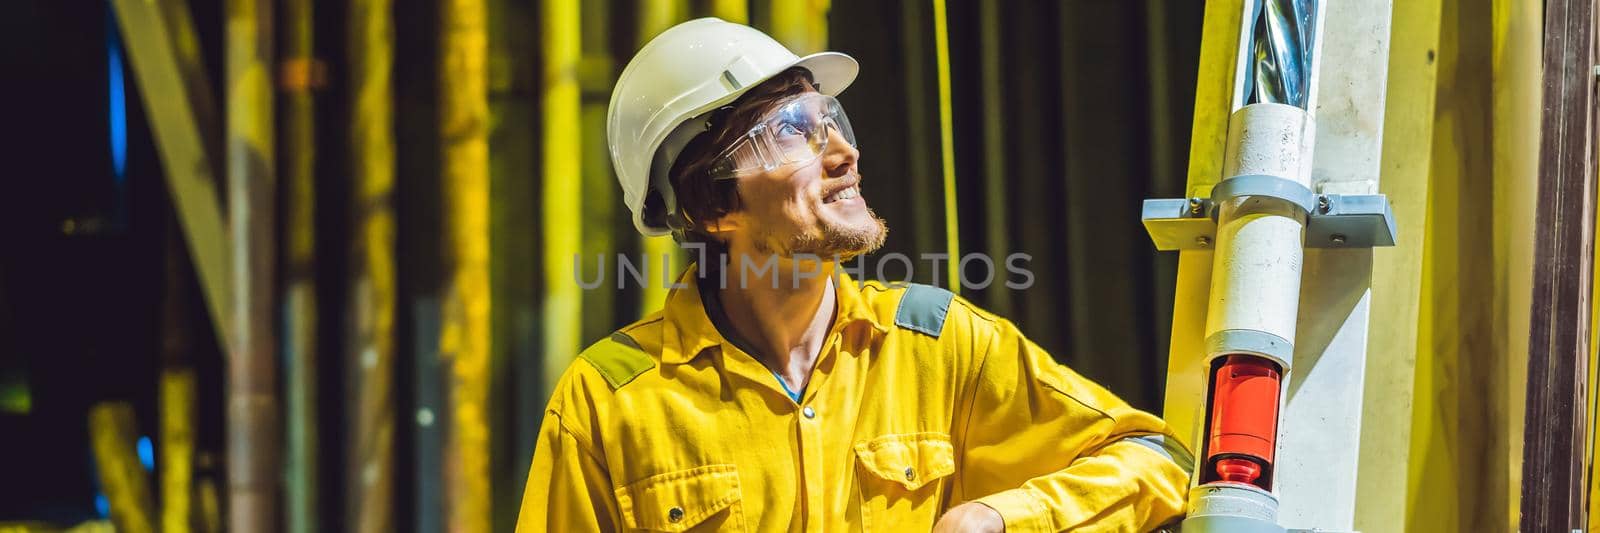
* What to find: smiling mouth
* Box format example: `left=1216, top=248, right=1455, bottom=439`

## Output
left=823, top=185, right=861, bottom=203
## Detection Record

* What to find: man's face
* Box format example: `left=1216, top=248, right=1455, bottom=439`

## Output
left=717, top=87, right=888, bottom=258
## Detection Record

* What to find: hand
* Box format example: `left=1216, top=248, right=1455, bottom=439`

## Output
left=932, top=502, right=1005, bottom=533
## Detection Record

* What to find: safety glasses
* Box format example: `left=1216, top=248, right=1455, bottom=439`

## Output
left=709, top=93, right=856, bottom=180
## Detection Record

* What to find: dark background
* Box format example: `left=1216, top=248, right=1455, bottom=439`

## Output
left=0, top=0, right=1201, bottom=528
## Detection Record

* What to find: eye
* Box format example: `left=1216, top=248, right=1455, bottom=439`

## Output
left=777, top=122, right=804, bottom=138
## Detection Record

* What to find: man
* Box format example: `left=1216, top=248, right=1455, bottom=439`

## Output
left=518, top=18, right=1191, bottom=532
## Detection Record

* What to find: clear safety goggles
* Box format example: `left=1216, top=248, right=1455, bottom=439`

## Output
left=709, top=93, right=856, bottom=180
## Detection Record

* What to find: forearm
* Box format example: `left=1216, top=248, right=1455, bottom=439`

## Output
left=974, top=438, right=1189, bottom=533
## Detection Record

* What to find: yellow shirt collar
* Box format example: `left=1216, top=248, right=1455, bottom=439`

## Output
left=659, top=261, right=887, bottom=365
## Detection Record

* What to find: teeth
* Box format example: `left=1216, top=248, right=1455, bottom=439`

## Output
left=826, top=185, right=859, bottom=203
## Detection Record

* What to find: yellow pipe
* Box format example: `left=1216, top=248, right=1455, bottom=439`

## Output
left=541, top=0, right=584, bottom=389
left=160, top=370, right=196, bottom=533
left=930, top=0, right=959, bottom=292
left=347, top=0, right=397, bottom=529
left=439, top=0, right=492, bottom=529
left=636, top=0, right=686, bottom=316
left=710, top=0, right=747, bottom=23
left=577, top=0, right=614, bottom=344
left=769, top=0, right=827, bottom=52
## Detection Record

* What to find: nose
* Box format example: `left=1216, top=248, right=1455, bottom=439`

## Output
left=820, top=124, right=858, bottom=178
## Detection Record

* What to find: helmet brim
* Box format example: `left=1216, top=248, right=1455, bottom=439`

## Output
left=792, top=51, right=859, bottom=97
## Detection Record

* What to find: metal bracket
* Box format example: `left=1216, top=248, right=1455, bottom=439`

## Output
left=1141, top=179, right=1398, bottom=251
left=1213, top=174, right=1317, bottom=214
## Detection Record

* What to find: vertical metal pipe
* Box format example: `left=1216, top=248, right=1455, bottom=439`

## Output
left=487, top=0, right=539, bottom=529
left=225, top=0, right=279, bottom=528
left=710, top=0, right=747, bottom=22
left=1205, top=107, right=1310, bottom=357
left=976, top=0, right=1010, bottom=314
left=541, top=0, right=583, bottom=394
left=1245, top=0, right=1318, bottom=108
left=898, top=0, right=938, bottom=261
left=768, top=0, right=826, bottom=52
left=930, top=0, right=959, bottom=292
left=347, top=0, right=397, bottom=529
left=635, top=0, right=684, bottom=315
left=578, top=0, right=613, bottom=344
left=160, top=370, right=198, bottom=533
left=280, top=0, right=319, bottom=529
left=439, top=0, right=492, bottom=530
left=160, top=222, right=195, bottom=533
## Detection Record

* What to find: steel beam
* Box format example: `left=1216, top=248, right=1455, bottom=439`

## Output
left=110, top=0, right=233, bottom=353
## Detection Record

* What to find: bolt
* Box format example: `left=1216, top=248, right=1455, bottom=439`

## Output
left=1317, top=195, right=1331, bottom=214
left=416, top=408, right=435, bottom=427
left=1188, top=197, right=1205, bottom=216
left=1330, top=233, right=1347, bottom=245
left=1196, top=236, right=1212, bottom=247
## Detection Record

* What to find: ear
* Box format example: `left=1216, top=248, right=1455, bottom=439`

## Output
left=702, top=211, right=743, bottom=235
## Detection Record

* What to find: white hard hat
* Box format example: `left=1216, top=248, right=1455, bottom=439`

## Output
left=607, top=17, right=859, bottom=236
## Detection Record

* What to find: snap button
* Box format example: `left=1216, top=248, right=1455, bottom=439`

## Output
left=904, top=467, right=916, bottom=481
left=668, top=506, right=685, bottom=522
left=802, top=406, right=816, bottom=419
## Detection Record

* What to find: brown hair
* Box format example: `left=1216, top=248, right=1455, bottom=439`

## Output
left=665, top=67, right=818, bottom=245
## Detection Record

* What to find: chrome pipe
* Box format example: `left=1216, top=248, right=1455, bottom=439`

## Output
left=1246, top=0, right=1318, bottom=108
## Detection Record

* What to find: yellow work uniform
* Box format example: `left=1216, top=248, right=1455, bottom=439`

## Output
left=517, top=265, right=1192, bottom=532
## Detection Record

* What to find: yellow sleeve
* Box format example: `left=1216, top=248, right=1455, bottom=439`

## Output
left=515, top=409, right=621, bottom=532
left=951, top=303, right=1192, bottom=532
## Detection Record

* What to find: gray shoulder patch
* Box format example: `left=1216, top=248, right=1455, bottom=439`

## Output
left=1122, top=434, right=1196, bottom=476
left=576, top=332, right=655, bottom=390
left=894, top=284, right=955, bottom=337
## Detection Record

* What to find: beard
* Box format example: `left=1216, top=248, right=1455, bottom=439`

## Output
left=752, top=206, right=889, bottom=260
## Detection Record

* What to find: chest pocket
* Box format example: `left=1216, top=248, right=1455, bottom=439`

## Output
left=615, top=464, right=746, bottom=532
left=854, top=432, right=957, bottom=532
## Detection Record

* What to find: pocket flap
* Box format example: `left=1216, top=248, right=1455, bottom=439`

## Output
left=615, top=464, right=741, bottom=532
left=853, top=432, right=956, bottom=491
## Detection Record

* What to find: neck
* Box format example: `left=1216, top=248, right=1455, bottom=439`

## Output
left=714, top=248, right=838, bottom=391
